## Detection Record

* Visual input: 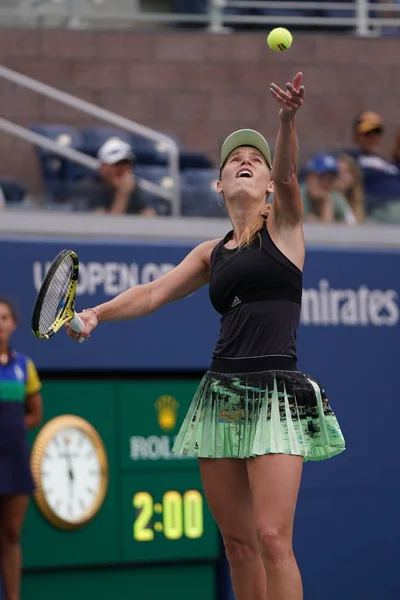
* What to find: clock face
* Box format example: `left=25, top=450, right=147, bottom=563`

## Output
left=31, top=416, right=108, bottom=530
left=41, top=427, right=102, bottom=524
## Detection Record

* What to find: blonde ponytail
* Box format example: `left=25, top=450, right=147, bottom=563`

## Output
left=238, top=203, right=271, bottom=249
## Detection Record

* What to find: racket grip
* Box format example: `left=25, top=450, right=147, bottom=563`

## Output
left=69, top=314, right=86, bottom=344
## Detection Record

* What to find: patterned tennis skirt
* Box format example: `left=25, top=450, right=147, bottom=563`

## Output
left=172, top=357, right=345, bottom=462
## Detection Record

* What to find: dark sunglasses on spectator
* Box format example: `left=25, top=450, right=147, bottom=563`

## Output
left=362, top=128, right=383, bottom=137
left=114, top=159, right=134, bottom=166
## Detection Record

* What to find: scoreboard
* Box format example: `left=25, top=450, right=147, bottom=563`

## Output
left=22, top=378, right=219, bottom=600
left=119, top=380, right=218, bottom=563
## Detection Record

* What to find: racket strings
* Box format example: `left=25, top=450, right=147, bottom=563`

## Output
left=38, top=256, right=74, bottom=334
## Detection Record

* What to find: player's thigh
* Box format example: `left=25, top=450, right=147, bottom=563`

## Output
left=199, top=458, right=258, bottom=549
left=247, top=454, right=303, bottom=541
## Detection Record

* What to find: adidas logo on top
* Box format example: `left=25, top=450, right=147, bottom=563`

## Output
left=231, top=296, right=241, bottom=308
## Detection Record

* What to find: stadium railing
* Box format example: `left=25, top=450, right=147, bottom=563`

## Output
left=0, top=0, right=399, bottom=34
left=209, top=0, right=400, bottom=35
left=0, top=65, right=182, bottom=216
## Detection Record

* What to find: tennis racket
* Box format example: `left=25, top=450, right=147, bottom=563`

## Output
left=31, top=249, right=85, bottom=343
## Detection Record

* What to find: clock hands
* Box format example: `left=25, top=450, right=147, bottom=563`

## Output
left=63, top=436, right=75, bottom=498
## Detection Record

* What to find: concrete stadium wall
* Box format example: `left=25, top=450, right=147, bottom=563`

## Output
left=0, top=29, right=399, bottom=192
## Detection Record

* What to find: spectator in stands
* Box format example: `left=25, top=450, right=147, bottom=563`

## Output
left=346, top=111, right=400, bottom=223
left=392, top=128, right=400, bottom=169
left=72, top=139, right=156, bottom=216
left=0, top=299, right=42, bottom=600
left=334, top=154, right=365, bottom=222
left=300, top=154, right=356, bottom=223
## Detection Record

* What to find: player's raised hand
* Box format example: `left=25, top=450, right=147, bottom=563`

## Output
left=270, top=72, right=305, bottom=121
left=65, top=310, right=98, bottom=343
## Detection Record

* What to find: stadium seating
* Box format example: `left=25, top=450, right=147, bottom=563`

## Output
left=224, top=2, right=306, bottom=19
left=179, top=150, right=213, bottom=170
left=69, top=125, right=174, bottom=167
left=31, top=124, right=215, bottom=207
left=221, top=0, right=382, bottom=33
left=182, top=167, right=219, bottom=189
left=30, top=124, right=84, bottom=157
left=81, top=126, right=212, bottom=169
left=131, top=131, right=184, bottom=166
left=134, top=165, right=225, bottom=218
left=130, top=131, right=213, bottom=169
left=171, top=0, right=369, bottom=32
left=81, top=126, right=132, bottom=158
left=0, top=177, right=27, bottom=205
left=172, top=0, right=207, bottom=13
left=322, top=0, right=379, bottom=19
left=172, top=0, right=307, bottom=25
left=29, top=124, right=91, bottom=200
left=134, top=165, right=174, bottom=216
left=181, top=168, right=225, bottom=218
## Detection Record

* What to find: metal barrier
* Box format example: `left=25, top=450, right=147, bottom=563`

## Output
left=0, top=0, right=399, bottom=34
left=0, top=65, right=181, bottom=215
left=211, top=0, right=400, bottom=35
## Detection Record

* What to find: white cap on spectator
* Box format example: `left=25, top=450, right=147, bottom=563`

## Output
left=98, top=138, right=134, bottom=164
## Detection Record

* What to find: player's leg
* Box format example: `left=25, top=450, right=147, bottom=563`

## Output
left=247, top=454, right=303, bottom=600
left=199, top=458, right=266, bottom=600
left=0, top=494, right=30, bottom=600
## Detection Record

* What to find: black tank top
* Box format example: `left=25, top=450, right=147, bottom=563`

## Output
left=209, top=223, right=302, bottom=361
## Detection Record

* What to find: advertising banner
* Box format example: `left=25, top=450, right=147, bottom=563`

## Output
left=2, top=237, right=399, bottom=375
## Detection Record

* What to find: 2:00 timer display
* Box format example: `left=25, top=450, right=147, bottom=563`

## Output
left=133, top=490, right=204, bottom=542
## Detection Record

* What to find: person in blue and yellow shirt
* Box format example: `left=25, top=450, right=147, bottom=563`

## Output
left=0, top=299, right=42, bottom=600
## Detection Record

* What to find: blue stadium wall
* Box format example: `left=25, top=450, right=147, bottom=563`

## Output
left=2, top=235, right=400, bottom=599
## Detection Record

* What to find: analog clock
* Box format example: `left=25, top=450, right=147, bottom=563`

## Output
left=31, top=415, right=109, bottom=530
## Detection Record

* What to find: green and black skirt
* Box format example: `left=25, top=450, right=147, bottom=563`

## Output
left=172, top=356, right=345, bottom=462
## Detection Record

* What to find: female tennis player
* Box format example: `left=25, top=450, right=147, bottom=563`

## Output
left=68, top=72, right=345, bottom=600
left=0, top=299, right=42, bottom=600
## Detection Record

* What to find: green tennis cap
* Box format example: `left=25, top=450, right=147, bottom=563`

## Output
left=220, top=129, right=272, bottom=169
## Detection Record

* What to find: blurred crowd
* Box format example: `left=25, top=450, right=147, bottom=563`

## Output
left=300, top=111, right=400, bottom=225
left=1, top=110, right=400, bottom=225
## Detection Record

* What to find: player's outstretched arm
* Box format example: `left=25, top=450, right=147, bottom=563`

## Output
left=269, top=71, right=305, bottom=226
left=65, top=238, right=220, bottom=342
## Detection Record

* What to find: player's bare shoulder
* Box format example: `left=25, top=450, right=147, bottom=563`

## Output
left=195, top=238, right=223, bottom=269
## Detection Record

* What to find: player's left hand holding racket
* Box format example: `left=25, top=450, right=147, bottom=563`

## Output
left=31, top=249, right=98, bottom=344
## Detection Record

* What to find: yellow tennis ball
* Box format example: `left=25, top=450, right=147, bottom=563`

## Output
left=267, top=28, right=293, bottom=52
